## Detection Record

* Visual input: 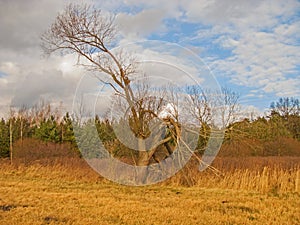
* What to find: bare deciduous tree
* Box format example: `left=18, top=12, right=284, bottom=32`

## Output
left=41, top=3, right=181, bottom=167
left=186, top=86, right=240, bottom=129
left=217, top=87, right=240, bottom=128
left=270, top=97, right=300, bottom=118
left=185, top=86, right=241, bottom=160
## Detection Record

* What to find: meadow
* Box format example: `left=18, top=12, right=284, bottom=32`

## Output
left=0, top=157, right=299, bottom=225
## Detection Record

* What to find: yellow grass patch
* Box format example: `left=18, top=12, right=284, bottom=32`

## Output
left=0, top=161, right=299, bottom=225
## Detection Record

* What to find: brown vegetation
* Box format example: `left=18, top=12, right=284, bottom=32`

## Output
left=5, top=138, right=300, bottom=193
left=219, top=137, right=300, bottom=157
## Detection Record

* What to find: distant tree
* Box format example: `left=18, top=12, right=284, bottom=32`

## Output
left=0, top=118, right=9, bottom=158
left=186, top=86, right=240, bottom=154
left=34, top=116, right=60, bottom=143
left=270, top=97, right=300, bottom=141
left=287, top=114, right=300, bottom=141
left=60, top=112, right=76, bottom=144
left=270, top=97, right=299, bottom=118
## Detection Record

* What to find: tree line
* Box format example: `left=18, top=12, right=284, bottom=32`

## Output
left=221, top=98, right=300, bottom=156
left=0, top=97, right=299, bottom=160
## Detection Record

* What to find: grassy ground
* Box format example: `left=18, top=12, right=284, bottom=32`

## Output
left=0, top=162, right=299, bottom=225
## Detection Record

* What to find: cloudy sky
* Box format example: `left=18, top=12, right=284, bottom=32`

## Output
left=0, top=0, right=299, bottom=118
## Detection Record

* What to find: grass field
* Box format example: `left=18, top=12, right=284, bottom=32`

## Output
left=0, top=158, right=300, bottom=225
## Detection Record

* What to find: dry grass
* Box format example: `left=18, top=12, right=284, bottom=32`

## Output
left=164, top=166, right=300, bottom=194
left=163, top=157, right=300, bottom=194
left=0, top=158, right=300, bottom=224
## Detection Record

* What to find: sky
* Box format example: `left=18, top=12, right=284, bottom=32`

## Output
left=0, top=0, right=299, bottom=118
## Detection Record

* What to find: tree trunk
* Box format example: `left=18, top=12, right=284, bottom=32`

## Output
left=9, top=119, right=13, bottom=165
left=136, top=138, right=151, bottom=184
left=20, top=118, right=23, bottom=147
left=137, top=138, right=149, bottom=166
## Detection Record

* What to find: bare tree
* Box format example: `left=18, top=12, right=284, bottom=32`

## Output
left=270, top=97, right=300, bottom=118
left=17, top=105, right=29, bottom=146
left=186, top=86, right=240, bottom=129
left=184, top=86, right=212, bottom=155
left=41, top=3, right=180, bottom=167
left=9, top=108, right=14, bottom=164
left=185, top=86, right=241, bottom=159
left=185, top=86, right=211, bottom=126
left=220, top=87, right=240, bottom=128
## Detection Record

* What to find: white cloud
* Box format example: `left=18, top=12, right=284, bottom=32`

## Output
left=239, top=104, right=265, bottom=120
left=183, top=0, right=262, bottom=25
left=116, top=9, right=166, bottom=39
left=213, top=26, right=300, bottom=95
left=110, top=40, right=209, bottom=86
left=0, top=57, right=83, bottom=109
left=263, top=79, right=300, bottom=97
left=0, top=0, right=66, bottom=52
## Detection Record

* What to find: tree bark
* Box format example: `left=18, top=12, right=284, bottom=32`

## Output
left=9, top=119, right=13, bottom=165
left=137, top=138, right=148, bottom=166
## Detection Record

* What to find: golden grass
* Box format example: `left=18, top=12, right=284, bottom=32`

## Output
left=0, top=159, right=300, bottom=225
left=163, top=157, right=300, bottom=194
left=164, top=167, right=299, bottom=194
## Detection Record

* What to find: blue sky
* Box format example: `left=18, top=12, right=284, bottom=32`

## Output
left=0, top=0, right=299, bottom=117
left=116, top=0, right=300, bottom=112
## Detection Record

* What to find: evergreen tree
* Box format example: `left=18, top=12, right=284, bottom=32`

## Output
left=0, top=118, right=9, bottom=157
